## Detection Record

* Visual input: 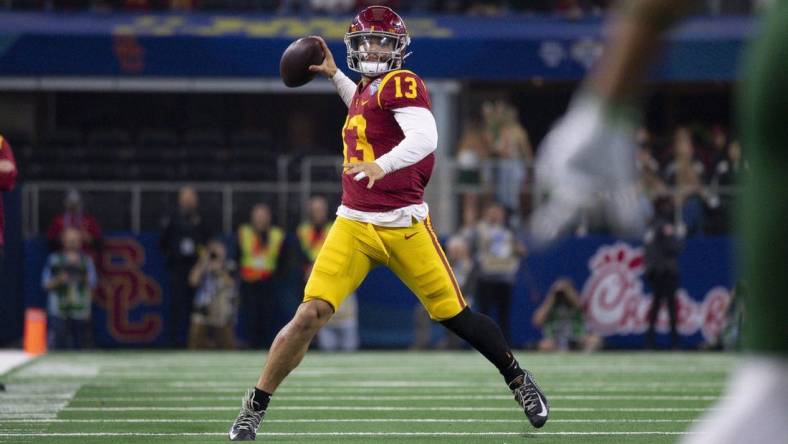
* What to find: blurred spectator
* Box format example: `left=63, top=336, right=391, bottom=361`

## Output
left=466, top=0, right=506, bottom=16
left=440, top=235, right=477, bottom=348
left=635, top=127, right=665, bottom=223
left=554, top=0, right=584, bottom=19
left=187, top=238, right=239, bottom=350
left=644, top=194, right=685, bottom=349
left=707, top=140, right=747, bottom=233
left=297, top=196, right=360, bottom=351
left=317, top=294, right=359, bottom=351
left=715, top=138, right=747, bottom=184
left=663, top=127, right=706, bottom=235
left=455, top=119, right=488, bottom=215
left=41, top=227, right=97, bottom=350
left=532, top=278, right=600, bottom=351
left=482, top=101, right=532, bottom=225
left=0, top=134, right=17, bottom=263
left=296, top=196, right=331, bottom=280
left=160, top=185, right=209, bottom=348
left=707, top=125, right=730, bottom=173
left=46, top=189, right=102, bottom=258
left=636, top=127, right=665, bottom=194
left=237, top=203, right=285, bottom=349
left=447, top=235, right=477, bottom=306
left=312, top=0, right=354, bottom=13
left=456, top=198, right=480, bottom=246
left=720, top=280, right=746, bottom=351
left=474, top=201, right=526, bottom=342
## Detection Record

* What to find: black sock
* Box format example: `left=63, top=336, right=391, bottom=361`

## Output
left=252, top=387, right=272, bottom=412
left=440, top=307, right=525, bottom=387
left=503, top=360, right=526, bottom=389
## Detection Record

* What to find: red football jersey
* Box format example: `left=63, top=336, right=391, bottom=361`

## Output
left=341, top=69, right=435, bottom=212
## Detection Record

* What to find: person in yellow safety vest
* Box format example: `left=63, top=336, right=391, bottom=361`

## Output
left=297, top=196, right=332, bottom=279
left=237, top=203, right=285, bottom=349
left=298, top=196, right=359, bottom=351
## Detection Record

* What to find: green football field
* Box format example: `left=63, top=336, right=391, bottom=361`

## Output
left=0, top=351, right=735, bottom=443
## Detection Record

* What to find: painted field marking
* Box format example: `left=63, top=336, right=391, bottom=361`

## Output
left=56, top=387, right=725, bottom=397
left=7, top=380, right=724, bottom=389
left=0, top=351, right=32, bottom=375
left=0, top=418, right=705, bottom=424
left=58, top=394, right=721, bottom=402
left=92, top=365, right=729, bottom=374
left=0, top=364, right=90, bottom=434
left=0, top=431, right=698, bottom=437
left=57, top=406, right=714, bottom=412
left=6, top=384, right=722, bottom=399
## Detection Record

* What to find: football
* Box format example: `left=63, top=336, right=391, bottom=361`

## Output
left=280, top=36, right=324, bottom=88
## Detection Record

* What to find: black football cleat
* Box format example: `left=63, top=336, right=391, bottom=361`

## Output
left=228, top=390, right=266, bottom=441
left=511, top=371, right=549, bottom=428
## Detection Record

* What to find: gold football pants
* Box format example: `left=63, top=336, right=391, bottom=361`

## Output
left=303, top=216, right=466, bottom=320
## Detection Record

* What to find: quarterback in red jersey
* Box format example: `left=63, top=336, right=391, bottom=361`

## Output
left=229, top=7, right=549, bottom=441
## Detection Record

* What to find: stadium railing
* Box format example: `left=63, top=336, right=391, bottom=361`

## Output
left=20, top=155, right=740, bottom=237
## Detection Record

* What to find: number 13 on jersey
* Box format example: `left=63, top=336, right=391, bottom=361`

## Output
left=394, top=76, right=418, bottom=99
left=342, top=114, right=375, bottom=163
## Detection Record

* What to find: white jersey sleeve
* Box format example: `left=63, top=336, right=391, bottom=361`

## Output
left=374, top=106, right=438, bottom=174
left=330, top=70, right=356, bottom=108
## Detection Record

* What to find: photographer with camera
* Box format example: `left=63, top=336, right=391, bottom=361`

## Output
left=532, top=278, right=599, bottom=351
left=644, top=194, right=685, bottom=349
left=41, top=227, right=97, bottom=350
left=187, top=238, right=239, bottom=350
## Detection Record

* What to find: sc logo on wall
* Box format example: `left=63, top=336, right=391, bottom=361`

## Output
left=94, top=238, right=163, bottom=344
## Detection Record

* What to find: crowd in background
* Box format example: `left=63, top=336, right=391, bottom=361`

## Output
left=456, top=99, right=748, bottom=236
left=0, top=0, right=760, bottom=15
left=631, top=124, right=747, bottom=236
left=40, top=182, right=605, bottom=353
left=38, top=185, right=359, bottom=352
left=35, top=107, right=748, bottom=352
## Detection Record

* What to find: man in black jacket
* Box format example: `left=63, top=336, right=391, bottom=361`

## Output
left=160, top=186, right=209, bottom=348
left=644, top=194, right=684, bottom=349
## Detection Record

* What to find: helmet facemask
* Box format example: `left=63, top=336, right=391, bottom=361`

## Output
left=345, top=32, right=410, bottom=77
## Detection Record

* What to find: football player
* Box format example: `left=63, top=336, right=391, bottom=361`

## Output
left=228, top=6, right=549, bottom=441
left=530, top=1, right=787, bottom=443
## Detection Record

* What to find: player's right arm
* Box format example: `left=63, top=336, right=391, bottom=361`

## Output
left=308, top=36, right=355, bottom=108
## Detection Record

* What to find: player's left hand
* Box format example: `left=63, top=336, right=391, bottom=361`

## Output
left=344, top=162, right=385, bottom=189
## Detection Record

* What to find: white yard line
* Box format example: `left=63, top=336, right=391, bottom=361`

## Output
left=0, top=384, right=81, bottom=419
left=53, top=394, right=720, bottom=402
left=0, top=366, right=91, bottom=423
left=20, top=380, right=723, bottom=389
left=53, top=386, right=725, bottom=394
left=92, top=366, right=728, bottom=375
left=57, top=406, right=713, bottom=412
left=0, top=350, right=33, bottom=375
left=0, top=418, right=704, bottom=424
left=0, top=431, right=698, bottom=437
